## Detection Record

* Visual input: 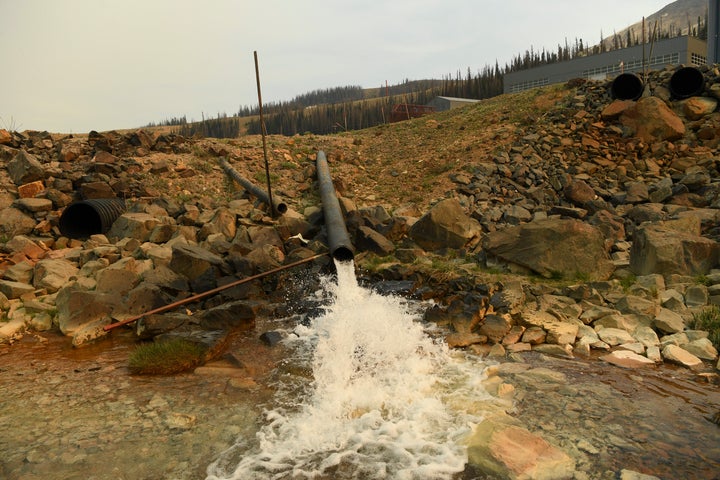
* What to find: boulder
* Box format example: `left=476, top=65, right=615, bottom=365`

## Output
left=0, top=129, right=12, bottom=145
left=466, top=415, right=576, bottom=479
left=355, top=226, right=394, bottom=255
left=619, top=96, right=685, bottom=142
left=0, top=207, right=36, bottom=238
left=0, top=279, right=35, bottom=299
left=55, top=284, right=115, bottom=335
left=7, top=150, right=44, bottom=185
left=633, top=326, right=661, bottom=347
left=95, top=257, right=152, bottom=296
left=136, top=312, right=192, bottom=339
left=630, top=222, right=720, bottom=277
left=408, top=198, right=481, bottom=250
left=107, top=212, right=161, bottom=242
left=596, top=327, right=636, bottom=346
left=79, top=181, right=115, bottom=199
left=33, top=258, right=79, bottom=293
left=652, top=308, right=686, bottom=334
left=209, top=207, right=237, bottom=241
left=682, top=96, right=717, bottom=120
left=3, top=261, right=35, bottom=284
left=198, top=300, right=258, bottom=330
left=545, top=322, right=579, bottom=345
left=483, top=218, right=614, bottom=280
left=563, top=179, right=595, bottom=206
left=122, top=283, right=173, bottom=317
left=248, top=225, right=284, bottom=248
left=681, top=338, right=718, bottom=360
left=168, top=243, right=226, bottom=292
left=600, top=350, right=656, bottom=368
left=5, top=235, right=47, bottom=259
left=662, top=344, right=703, bottom=369
left=477, top=314, right=512, bottom=344
left=245, top=244, right=285, bottom=271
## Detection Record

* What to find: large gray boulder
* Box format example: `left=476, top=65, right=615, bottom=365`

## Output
left=7, top=150, right=44, bottom=185
left=483, top=218, right=615, bottom=280
left=408, top=198, right=481, bottom=250
left=55, top=283, right=116, bottom=335
left=355, top=226, right=395, bottom=255
left=630, top=219, right=720, bottom=277
left=33, top=258, right=79, bottom=293
left=0, top=207, right=36, bottom=238
left=106, top=212, right=161, bottom=241
left=168, top=243, right=227, bottom=292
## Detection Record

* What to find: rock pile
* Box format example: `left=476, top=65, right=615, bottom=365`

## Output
left=0, top=65, right=719, bottom=376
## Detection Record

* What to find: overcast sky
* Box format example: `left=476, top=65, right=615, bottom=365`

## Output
left=1, top=0, right=673, bottom=133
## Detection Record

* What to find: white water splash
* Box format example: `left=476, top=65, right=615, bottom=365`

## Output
left=207, top=260, right=492, bottom=480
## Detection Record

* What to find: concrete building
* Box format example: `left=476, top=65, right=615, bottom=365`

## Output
left=503, top=35, right=708, bottom=94
left=425, top=96, right=481, bottom=112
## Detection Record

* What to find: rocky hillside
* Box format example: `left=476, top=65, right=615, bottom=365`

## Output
left=1, top=63, right=720, bottom=381
left=603, top=0, right=706, bottom=47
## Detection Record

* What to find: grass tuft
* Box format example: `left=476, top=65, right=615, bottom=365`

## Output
left=691, top=306, right=720, bottom=350
left=128, top=338, right=207, bottom=375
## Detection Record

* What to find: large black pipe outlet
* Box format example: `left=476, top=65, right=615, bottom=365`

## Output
left=610, top=73, right=644, bottom=100
left=59, top=198, right=126, bottom=239
left=315, top=151, right=355, bottom=261
left=669, top=66, right=705, bottom=99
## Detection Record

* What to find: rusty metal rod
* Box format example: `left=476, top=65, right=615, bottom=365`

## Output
left=103, top=252, right=327, bottom=332
left=219, top=157, right=287, bottom=214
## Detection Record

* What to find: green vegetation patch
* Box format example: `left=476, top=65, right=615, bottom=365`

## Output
left=128, top=337, right=208, bottom=375
left=691, top=306, right=720, bottom=350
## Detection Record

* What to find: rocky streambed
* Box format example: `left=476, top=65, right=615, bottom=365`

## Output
left=1, top=312, right=718, bottom=480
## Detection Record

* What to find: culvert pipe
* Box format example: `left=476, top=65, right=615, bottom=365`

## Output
left=669, top=66, right=705, bottom=99
left=58, top=198, right=126, bottom=239
left=315, top=150, right=355, bottom=261
left=219, top=157, right=287, bottom=215
left=610, top=73, right=644, bottom=100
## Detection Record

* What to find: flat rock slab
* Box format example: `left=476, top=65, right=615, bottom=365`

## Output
left=600, top=350, right=656, bottom=368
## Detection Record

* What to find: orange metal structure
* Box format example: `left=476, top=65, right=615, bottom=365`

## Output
left=390, top=103, right=435, bottom=122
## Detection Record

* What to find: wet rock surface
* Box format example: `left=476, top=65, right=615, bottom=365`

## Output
left=0, top=327, right=717, bottom=480
left=0, top=330, right=276, bottom=480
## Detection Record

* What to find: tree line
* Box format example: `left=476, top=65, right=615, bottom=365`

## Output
left=174, top=112, right=240, bottom=138
left=147, top=11, right=707, bottom=138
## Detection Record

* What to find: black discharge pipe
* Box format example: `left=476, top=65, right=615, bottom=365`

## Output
left=315, top=151, right=355, bottom=261
left=669, top=66, right=705, bottom=99
left=610, top=73, right=644, bottom=100
left=59, top=198, right=127, bottom=239
left=219, top=157, right=287, bottom=214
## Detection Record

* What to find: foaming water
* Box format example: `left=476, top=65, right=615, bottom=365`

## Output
left=207, top=260, right=493, bottom=480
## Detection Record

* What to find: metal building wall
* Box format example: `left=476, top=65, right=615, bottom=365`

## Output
left=710, top=0, right=720, bottom=64
left=503, top=36, right=707, bottom=94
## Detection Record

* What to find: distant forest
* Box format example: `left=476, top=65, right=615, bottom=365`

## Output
left=149, top=12, right=707, bottom=138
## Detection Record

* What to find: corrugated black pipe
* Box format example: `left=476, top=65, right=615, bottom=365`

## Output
left=610, top=73, right=644, bottom=100
left=315, top=150, right=355, bottom=261
left=59, top=198, right=126, bottom=239
left=219, top=157, right=287, bottom=215
left=669, top=66, right=705, bottom=99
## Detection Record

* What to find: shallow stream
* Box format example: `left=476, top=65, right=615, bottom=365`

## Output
left=0, top=262, right=718, bottom=479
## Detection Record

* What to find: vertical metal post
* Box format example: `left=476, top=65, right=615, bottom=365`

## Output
left=254, top=51, right=275, bottom=218
left=642, top=17, right=647, bottom=83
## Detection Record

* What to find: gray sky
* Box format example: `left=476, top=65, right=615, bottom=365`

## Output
left=1, top=0, right=673, bottom=133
